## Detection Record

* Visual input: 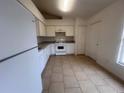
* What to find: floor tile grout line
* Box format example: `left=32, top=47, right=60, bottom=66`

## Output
left=63, top=56, right=80, bottom=92
left=48, top=57, right=56, bottom=93
left=69, top=56, right=103, bottom=93
left=69, top=57, right=85, bottom=93
left=42, top=55, right=124, bottom=93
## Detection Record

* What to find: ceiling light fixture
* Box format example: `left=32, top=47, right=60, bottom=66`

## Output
left=59, top=0, right=75, bottom=12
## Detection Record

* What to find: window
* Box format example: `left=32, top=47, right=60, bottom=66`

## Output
left=117, top=28, right=124, bottom=66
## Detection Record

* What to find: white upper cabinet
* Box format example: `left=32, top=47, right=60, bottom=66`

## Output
left=39, top=21, right=46, bottom=36
left=46, top=19, right=75, bottom=36
left=65, top=26, right=74, bottom=36
left=46, top=26, right=56, bottom=36
left=56, top=26, right=74, bottom=36
left=56, top=26, right=66, bottom=32
left=36, top=20, right=46, bottom=36
left=46, top=25, right=74, bottom=36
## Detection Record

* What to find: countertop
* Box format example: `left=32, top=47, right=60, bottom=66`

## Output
left=38, top=42, right=54, bottom=51
left=38, top=41, right=75, bottom=51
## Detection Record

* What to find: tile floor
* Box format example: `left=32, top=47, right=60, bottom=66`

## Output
left=42, top=55, right=124, bottom=93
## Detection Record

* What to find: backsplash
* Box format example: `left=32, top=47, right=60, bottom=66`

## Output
left=37, top=36, right=75, bottom=44
left=55, top=32, right=66, bottom=42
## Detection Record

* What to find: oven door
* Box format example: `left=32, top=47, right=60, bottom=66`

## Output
left=56, top=43, right=66, bottom=52
left=57, top=46, right=64, bottom=51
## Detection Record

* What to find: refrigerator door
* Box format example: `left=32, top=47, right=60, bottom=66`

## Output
left=0, top=48, right=42, bottom=93
left=0, top=0, right=37, bottom=60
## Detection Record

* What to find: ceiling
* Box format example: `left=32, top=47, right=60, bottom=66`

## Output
left=32, top=0, right=117, bottom=19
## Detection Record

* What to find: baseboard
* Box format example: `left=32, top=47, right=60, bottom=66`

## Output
left=86, top=55, right=124, bottom=83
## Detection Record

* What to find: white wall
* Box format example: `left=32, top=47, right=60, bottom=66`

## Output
left=17, top=0, right=45, bottom=23
left=46, top=19, right=75, bottom=26
left=86, top=0, right=124, bottom=80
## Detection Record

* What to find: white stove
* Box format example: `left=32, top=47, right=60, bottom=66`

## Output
left=55, top=43, right=66, bottom=55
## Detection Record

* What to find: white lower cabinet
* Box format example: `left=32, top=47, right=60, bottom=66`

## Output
left=38, top=49, right=45, bottom=72
left=50, top=44, right=55, bottom=55
left=46, top=26, right=56, bottom=36
left=39, top=43, right=74, bottom=73
left=66, top=43, right=75, bottom=54
left=38, top=44, right=55, bottom=73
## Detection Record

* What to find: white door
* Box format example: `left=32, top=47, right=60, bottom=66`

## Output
left=76, top=26, right=85, bottom=54
left=66, top=43, right=74, bottom=54
left=89, top=22, right=101, bottom=61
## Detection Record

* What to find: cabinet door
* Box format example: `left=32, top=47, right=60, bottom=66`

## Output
left=51, top=44, right=55, bottom=55
left=56, top=26, right=74, bottom=36
left=46, top=26, right=55, bottom=36
left=39, top=21, right=46, bottom=36
left=38, top=50, right=45, bottom=72
left=35, top=19, right=40, bottom=36
left=66, top=43, right=75, bottom=54
left=56, top=26, right=65, bottom=32
left=65, top=26, right=74, bottom=36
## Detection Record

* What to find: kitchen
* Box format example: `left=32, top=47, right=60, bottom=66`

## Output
left=0, top=0, right=124, bottom=93
left=36, top=18, right=85, bottom=79
left=37, top=19, right=75, bottom=55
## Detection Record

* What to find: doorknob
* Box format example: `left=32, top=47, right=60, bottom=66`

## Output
left=32, top=20, right=35, bottom=23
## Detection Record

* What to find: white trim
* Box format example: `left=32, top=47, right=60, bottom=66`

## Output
left=117, top=62, right=124, bottom=66
left=117, top=25, right=124, bottom=65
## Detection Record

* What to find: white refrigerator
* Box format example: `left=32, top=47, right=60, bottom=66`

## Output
left=0, top=0, right=42, bottom=93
